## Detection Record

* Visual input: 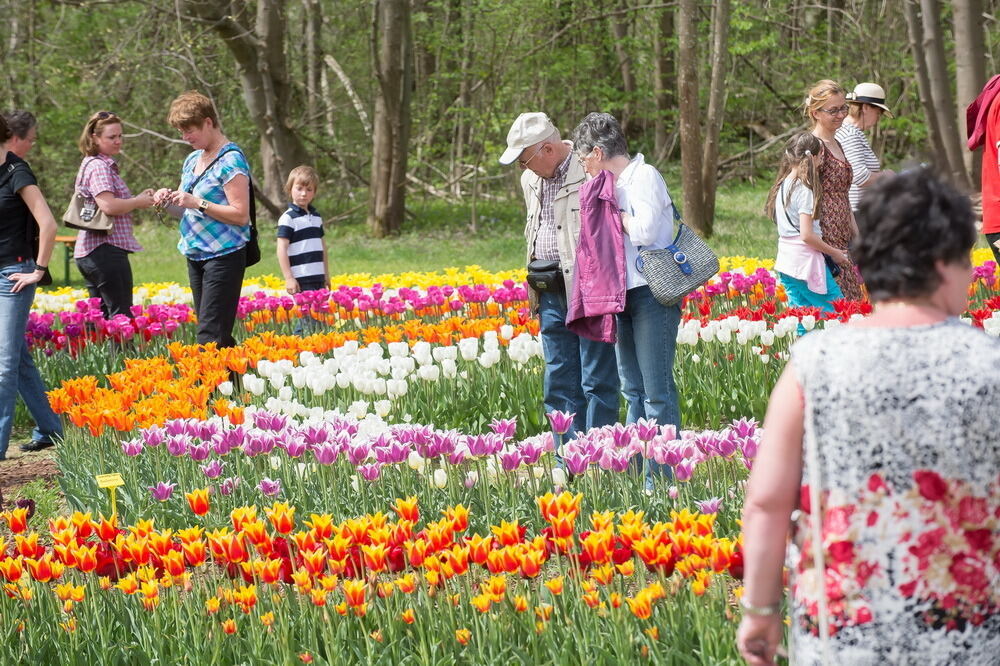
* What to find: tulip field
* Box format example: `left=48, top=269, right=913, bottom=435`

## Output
left=3, top=251, right=1000, bottom=664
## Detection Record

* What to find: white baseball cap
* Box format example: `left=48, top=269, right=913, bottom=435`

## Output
left=499, top=112, right=557, bottom=165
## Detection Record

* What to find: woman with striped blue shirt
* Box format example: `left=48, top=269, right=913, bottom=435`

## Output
left=836, top=83, right=895, bottom=211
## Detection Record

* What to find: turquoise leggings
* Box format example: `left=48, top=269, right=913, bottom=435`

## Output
left=778, top=268, right=842, bottom=315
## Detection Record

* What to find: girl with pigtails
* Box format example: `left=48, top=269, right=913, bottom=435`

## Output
left=766, top=132, right=846, bottom=316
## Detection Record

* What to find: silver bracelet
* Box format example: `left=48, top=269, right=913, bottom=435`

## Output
left=739, top=596, right=782, bottom=616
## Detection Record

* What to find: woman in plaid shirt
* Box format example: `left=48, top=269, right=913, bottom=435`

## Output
left=73, top=111, right=155, bottom=318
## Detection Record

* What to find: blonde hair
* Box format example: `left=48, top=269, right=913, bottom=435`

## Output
left=167, top=90, right=220, bottom=130
left=78, top=111, right=123, bottom=156
left=765, top=132, right=824, bottom=222
left=284, top=166, right=320, bottom=196
left=803, top=79, right=847, bottom=127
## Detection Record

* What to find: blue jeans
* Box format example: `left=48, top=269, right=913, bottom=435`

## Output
left=0, top=261, right=63, bottom=459
left=616, top=285, right=680, bottom=478
left=538, top=290, right=620, bottom=441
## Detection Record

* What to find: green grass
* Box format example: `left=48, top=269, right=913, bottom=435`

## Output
left=57, top=180, right=777, bottom=286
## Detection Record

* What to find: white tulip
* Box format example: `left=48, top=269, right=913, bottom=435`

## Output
left=408, top=451, right=426, bottom=472
left=217, top=381, right=234, bottom=396
left=500, top=325, right=514, bottom=340
left=278, top=386, right=293, bottom=401
left=551, top=467, right=567, bottom=486
left=374, top=400, right=392, bottom=417
left=432, top=468, right=448, bottom=488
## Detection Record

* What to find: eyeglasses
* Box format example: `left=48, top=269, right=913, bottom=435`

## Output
left=576, top=149, right=595, bottom=165
left=517, top=143, right=545, bottom=169
left=818, top=105, right=850, bottom=116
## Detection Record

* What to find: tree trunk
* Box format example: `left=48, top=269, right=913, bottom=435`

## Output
left=653, top=7, right=675, bottom=162
left=952, top=0, right=986, bottom=182
left=676, top=0, right=706, bottom=235
left=181, top=0, right=312, bottom=213
left=903, top=0, right=950, bottom=169
left=303, top=0, right=322, bottom=128
left=919, top=0, right=971, bottom=187
left=368, top=0, right=413, bottom=238
left=609, top=0, right=635, bottom=134
left=700, top=0, right=730, bottom=235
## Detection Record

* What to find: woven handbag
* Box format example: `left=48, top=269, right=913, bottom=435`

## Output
left=638, top=223, right=720, bottom=307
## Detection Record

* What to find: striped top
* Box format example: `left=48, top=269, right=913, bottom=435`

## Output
left=277, top=203, right=325, bottom=279
left=835, top=121, right=881, bottom=211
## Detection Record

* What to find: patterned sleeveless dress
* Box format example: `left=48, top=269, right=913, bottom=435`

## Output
left=788, top=320, right=1000, bottom=665
left=818, top=143, right=866, bottom=302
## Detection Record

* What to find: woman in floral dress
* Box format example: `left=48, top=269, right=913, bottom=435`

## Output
left=806, top=80, right=866, bottom=302
left=737, top=169, right=1000, bottom=665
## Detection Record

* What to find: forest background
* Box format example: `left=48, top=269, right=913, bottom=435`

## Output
left=2, top=0, right=999, bottom=282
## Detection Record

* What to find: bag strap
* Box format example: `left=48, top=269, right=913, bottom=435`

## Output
left=779, top=179, right=802, bottom=233
left=185, top=147, right=256, bottom=226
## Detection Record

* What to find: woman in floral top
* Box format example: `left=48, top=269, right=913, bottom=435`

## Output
left=738, top=169, right=1000, bottom=665
left=73, top=111, right=154, bottom=318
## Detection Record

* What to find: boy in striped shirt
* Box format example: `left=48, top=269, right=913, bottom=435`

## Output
left=276, top=166, right=328, bottom=332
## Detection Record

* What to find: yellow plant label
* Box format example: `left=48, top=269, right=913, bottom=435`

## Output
left=96, top=473, right=125, bottom=489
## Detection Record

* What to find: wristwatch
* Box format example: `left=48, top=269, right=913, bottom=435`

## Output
left=35, top=264, right=47, bottom=272
left=198, top=199, right=210, bottom=213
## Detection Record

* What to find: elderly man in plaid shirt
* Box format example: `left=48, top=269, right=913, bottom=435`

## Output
left=499, top=113, right=619, bottom=442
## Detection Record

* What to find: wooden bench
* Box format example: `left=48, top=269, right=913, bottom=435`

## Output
left=54, top=235, right=77, bottom=285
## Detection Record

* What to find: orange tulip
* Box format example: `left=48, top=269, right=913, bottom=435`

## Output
left=15, top=533, right=45, bottom=559
left=265, top=502, right=296, bottom=535
left=466, top=534, right=493, bottom=565
left=309, top=588, right=328, bottom=606
left=609, top=592, right=623, bottom=609
left=362, top=543, right=389, bottom=573
left=470, top=593, right=492, bottom=613
left=615, top=560, right=635, bottom=577
left=241, top=520, right=270, bottom=547
left=221, top=619, right=237, bottom=635
left=343, top=579, right=365, bottom=607
left=325, top=534, right=352, bottom=561
left=94, top=514, right=119, bottom=542
left=230, top=506, right=258, bottom=532
left=691, top=571, right=711, bottom=596
left=404, top=539, right=430, bottom=568
left=455, top=628, right=472, bottom=645
left=534, top=604, right=554, bottom=621
left=480, top=575, right=506, bottom=602
left=401, top=608, right=416, bottom=624
left=26, top=554, right=60, bottom=583
left=205, top=596, right=221, bottom=614
left=71, top=512, right=95, bottom=539
left=626, top=593, right=652, bottom=620
left=300, top=548, right=327, bottom=576
left=185, top=488, right=210, bottom=516
left=116, top=574, right=139, bottom=595
left=582, top=590, right=601, bottom=608
left=393, top=496, right=419, bottom=524
left=445, top=504, right=469, bottom=532
left=182, top=541, right=207, bottom=567
left=590, top=564, right=614, bottom=586
left=518, top=548, right=544, bottom=578
left=394, top=573, right=417, bottom=594
left=0, top=556, right=23, bottom=583
left=304, top=513, right=334, bottom=540
left=161, top=550, right=186, bottom=577
left=491, top=520, right=522, bottom=547
left=2, top=508, right=29, bottom=534
left=543, top=576, right=564, bottom=596
left=512, top=595, right=528, bottom=612
left=54, top=582, right=85, bottom=603
left=590, top=510, right=615, bottom=532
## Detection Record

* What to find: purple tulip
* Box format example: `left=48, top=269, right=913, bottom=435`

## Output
left=200, top=459, right=225, bottom=479
left=312, top=442, right=339, bottom=465
left=563, top=449, right=590, bottom=476
left=148, top=481, right=176, bottom=502
left=608, top=450, right=630, bottom=473
left=358, top=463, right=382, bottom=482
left=546, top=410, right=575, bottom=436
left=142, top=426, right=165, bottom=447
left=121, top=438, right=144, bottom=457
left=695, top=497, right=722, bottom=515
left=448, top=449, right=468, bottom=465
left=489, top=418, right=517, bottom=441
left=258, top=477, right=282, bottom=497
left=731, top=417, right=758, bottom=439
left=188, top=442, right=211, bottom=461
left=499, top=449, right=523, bottom=471
left=166, top=435, right=189, bottom=457
left=284, top=438, right=307, bottom=458
left=635, top=418, right=659, bottom=442
left=674, top=460, right=695, bottom=482
left=347, top=443, right=371, bottom=466
left=610, top=424, right=632, bottom=449
left=518, top=441, right=543, bottom=465
left=220, top=476, right=241, bottom=496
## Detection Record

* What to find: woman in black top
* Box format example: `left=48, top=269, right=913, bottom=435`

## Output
left=0, top=111, right=62, bottom=459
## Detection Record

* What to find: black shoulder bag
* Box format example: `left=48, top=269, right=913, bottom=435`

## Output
left=185, top=147, right=261, bottom=267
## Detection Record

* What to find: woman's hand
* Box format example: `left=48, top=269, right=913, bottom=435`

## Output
left=153, top=188, right=174, bottom=206
left=6, top=268, right=47, bottom=293
left=166, top=190, right=199, bottom=210
left=132, top=189, right=156, bottom=210
left=736, top=614, right=783, bottom=666
left=834, top=249, right=851, bottom=266
left=285, top=277, right=300, bottom=294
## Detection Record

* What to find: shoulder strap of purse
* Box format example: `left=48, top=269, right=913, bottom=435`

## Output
left=186, top=147, right=256, bottom=226
left=779, top=179, right=802, bottom=233
left=0, top=161, right=19, bottom=192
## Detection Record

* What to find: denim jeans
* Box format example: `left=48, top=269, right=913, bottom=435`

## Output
left=538, top=289, right=620, bottom=442
left=187, top=246, right=247, bottom=349
left=0, top=261, right=63, bottom=459
left=76, top=242, right=134, bottom=318
left=616, top=285, right=681, bottom=479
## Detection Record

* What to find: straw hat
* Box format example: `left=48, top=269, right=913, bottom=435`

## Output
left=847, top=83, right=894, bottom=118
